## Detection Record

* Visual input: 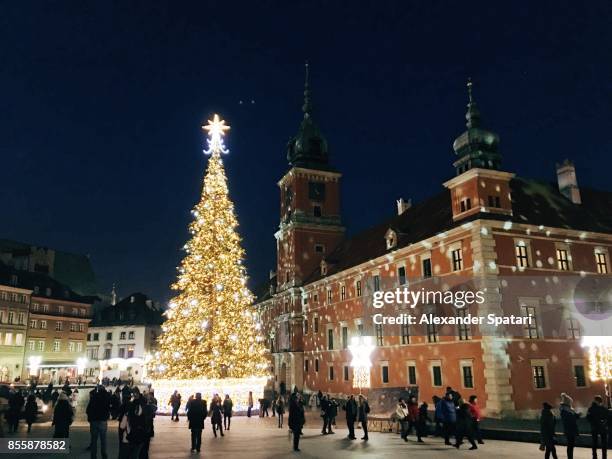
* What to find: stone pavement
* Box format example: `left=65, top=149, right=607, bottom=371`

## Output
left=5, top=415, right=597, bottom=459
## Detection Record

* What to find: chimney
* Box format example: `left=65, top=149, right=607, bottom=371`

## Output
left=556, top=159, right=581, bottom=204
left=396, top=198, right=412, bottom=215
left=145, top=299, right=153, bottom=308
left=130, top=295, right=135, bottom=303
left=111, top=284, right=117, bottom=306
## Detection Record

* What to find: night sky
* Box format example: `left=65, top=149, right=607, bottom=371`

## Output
left=1, top=1, right=611, bottom=303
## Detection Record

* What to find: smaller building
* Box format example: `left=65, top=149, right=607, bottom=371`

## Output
left=86, top=292, right=163, bottom=383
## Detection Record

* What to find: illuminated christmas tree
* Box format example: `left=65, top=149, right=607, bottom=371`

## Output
left=150, top=115, right=267, bottom=405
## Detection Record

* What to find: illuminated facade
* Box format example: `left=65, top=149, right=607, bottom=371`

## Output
left=254, top=74, right=612, bottom=418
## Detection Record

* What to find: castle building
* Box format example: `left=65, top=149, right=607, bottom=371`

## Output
left=254, top=73, right=612, bottom=417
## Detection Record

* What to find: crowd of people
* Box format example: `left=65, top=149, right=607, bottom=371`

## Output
left=3, top=380, right=612, bottom=458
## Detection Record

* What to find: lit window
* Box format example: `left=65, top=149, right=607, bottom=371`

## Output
left=29, top=319, right=37, bottom=329
left=400, top=323, right=410, bottom=345
left=557, top=249, right=570, bottom=271
left=452, top=248, right=463, bottom=271
left=28, top=340, right=35, bottom=351
left=37, top=341, right=45, bottom=351
left=340, top=285, right=346, bottom=301
left=53, top=340, right=61, bottom=352
left=55, top=321, right=63, bottom=331
left=532, top=365, right=547, bottom=389
left=68, top=342, right=75, bottom=352
left=596, top=252, right=608, bottom=274
left=522, top=305, right=539, bottom=339
left=515, top=242, right=529, bottom=268
left=128, top=331, right=134, bottom=340
left=40, top=320, right=47, bottom=330
left=127, top=346, right=134, bottom=358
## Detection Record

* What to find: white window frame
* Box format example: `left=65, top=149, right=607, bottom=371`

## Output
left=459, top=359, right=475, bottom=389
left=530, top=358, right=550, bottom=390
left=430, top=360, right=443, bottom=387
left=406, top=360, right=417, bottom=385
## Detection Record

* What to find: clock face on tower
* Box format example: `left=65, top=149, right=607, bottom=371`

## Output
left=308, top=181, right=326, bottom=202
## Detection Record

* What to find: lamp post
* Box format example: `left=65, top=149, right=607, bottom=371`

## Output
left=349, top=336, right=375, bottom=393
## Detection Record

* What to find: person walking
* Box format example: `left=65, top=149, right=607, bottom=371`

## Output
left=24, top=394, right=38, bottom=433
left=455, top=402, right=478, bottom=450
left=222, top=394, right=233, bottom=430
left=138, top=392, right=157, bottom=459
left=187, top=393, right=208, bottom=453
left=288, top=393, right=305, bottom=452
left=71, top=387, right=80, bottom=407
left=86, top=385, right=111, bottom=459
left=275, top=394, right=285, bottom=428
left=52, top=392, right=74, bottom=438
left=432, top=396, right=443, bottom=437
left=358, top=394, right=370, bottom=441
left=344, top=394, right=358, bottom=440
left=587, top=395, right=608, bottom=459
left=110, top=389, right=121, bottom=420
left=7, top=388, right=24, bottom=433
left=328, top=397, right=338, bottom=432
left=559, top=393, right=580, bottom=459
left=540, top=402, right=558, bottom=459
left=407, top=396, right=419, bottom=440
left=247, top=391, right=253, bottom=418
left=468, top=395, right=484, bottom=445
left=320, top=394, right=330, bottom=434
left=440, top=392, right=457, bottom=446
left=210, top=396, right=224, bottom=437
left=121, top=387, right=148, bottom=459
left=417, top=401, right=429, bottom=443
left=396, top=398, right=410, bottom=441
left=169, top=390, right=181, bottom=422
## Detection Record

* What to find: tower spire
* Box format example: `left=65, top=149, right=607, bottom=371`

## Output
left=302, top=61, right=311, bottom=118
left=111, top=283, right=117, bottom=306
left=465, top=77, right=481, bottom=129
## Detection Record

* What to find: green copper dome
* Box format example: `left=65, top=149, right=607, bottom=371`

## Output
left=287, top=63, right=332, bottom=170
left=452, top=79, right=501, bottom=175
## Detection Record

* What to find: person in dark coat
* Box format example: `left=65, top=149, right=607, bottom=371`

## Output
left=7, top=389, right=24, bottom=433
left=222, top=395, right=233, bottom=430
left=62, top=382, right=72, bottom=397
left=121, top=385, right=132, bottom=405
left=540, top=402, right=558, bottom=459
left=187, top=393, right=208, bottom=453
left=439, top=393, right=457, bottom=445
left=344, top=395, right=358, bottom=440
left=288, top=393, right=305, bottom=451
left=24, top=394, right=38, bottom=433
left=86, top=385, right=111, bottom=459
left=407, top=396, right=419, bottom=440
left=328, top=397, right=338, bottom=430
left=358, top=394, right=370, bottom=441
left=417, top=401, right=430, bottom=442
left=52, top=392, right=74, bottom=438
left=110, top=389, right=121, bottom=420
left=275, top=395, right=285, bottom=428
left=169, top=390, right=181, bottom=422
left=247, top=391, right=253, bottom=418
left=51, top=389, right=60, bottom=407
left=454, top=402, right=477, bottom=450
left=559, top=393, right=580, bottom=459
left=138, top=392, right=157, bottom=459
left=587, top=395, right=608, bottom=459
left=210, top=396, right=224, bottom=437
left=123, top=388, right=148, bottom=459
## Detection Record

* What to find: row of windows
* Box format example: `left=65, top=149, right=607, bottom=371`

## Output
left=87, top=345, right=135, bottom=360
left=305, top=359, right=588, bottom=391
left=0, top=332, right=24, bottom=346
left=459, top=195, right=501, bottom=213
left=514, top=242, right=609, bottom=273
left=26, top=339, right=83, bottom=353
left=0, top=291, right=28, bottom=304
left=0, top=310, right=26, bottom=325
left=310, top=251, right=460, bottom=307
left=31, top=303, right=87, bottom=316
left=87, top=331, right=135, bottom=341
left=305, top=310, right=580, bottom=347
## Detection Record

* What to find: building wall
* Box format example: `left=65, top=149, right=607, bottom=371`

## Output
left=0, top=286, right=31, bottom=382
left=23, top=296, right=91, bottom=383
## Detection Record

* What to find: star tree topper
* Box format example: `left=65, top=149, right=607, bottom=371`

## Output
left=203, top=114, right=230, bottom=155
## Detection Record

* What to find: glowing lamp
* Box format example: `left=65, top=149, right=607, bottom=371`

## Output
left=28, top=356, right=42, bottom=377
left=349, top=336, right=375, bottom=390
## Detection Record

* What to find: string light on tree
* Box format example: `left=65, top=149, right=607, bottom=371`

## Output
left=149, top=113, right=268, bottom=411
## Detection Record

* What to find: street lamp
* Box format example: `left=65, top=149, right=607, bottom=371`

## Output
left=349, top=336, right=375, bottom=391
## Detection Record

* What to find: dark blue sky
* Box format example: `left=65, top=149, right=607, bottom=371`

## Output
left=1, top=1, right=610, bottom=302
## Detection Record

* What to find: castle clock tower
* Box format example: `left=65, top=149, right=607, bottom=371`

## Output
left=276, top=64, right=345, bottom=292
